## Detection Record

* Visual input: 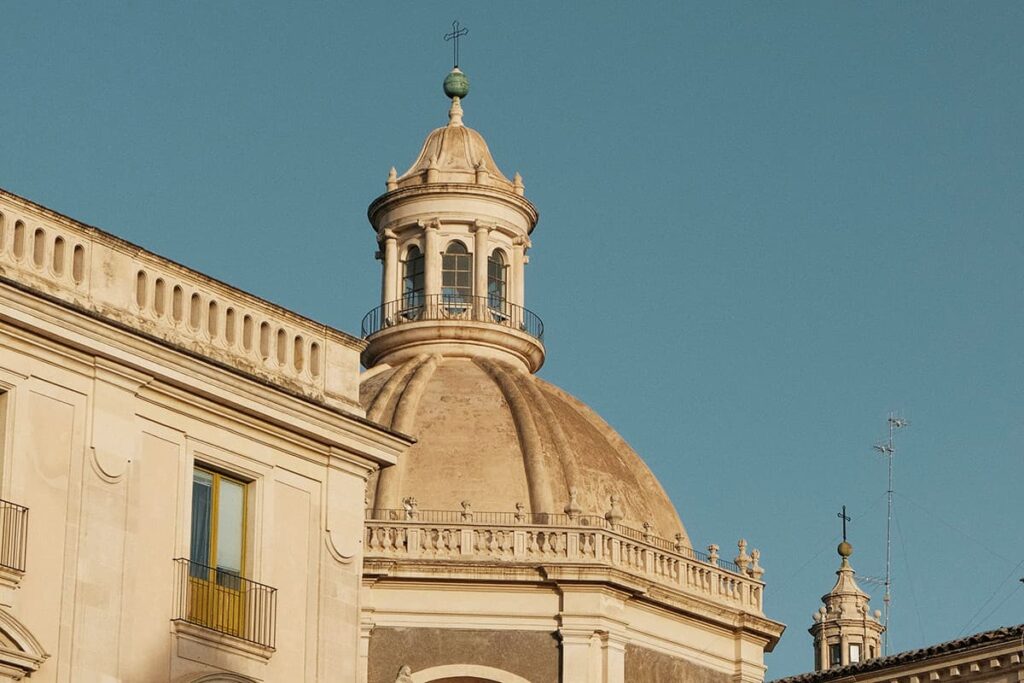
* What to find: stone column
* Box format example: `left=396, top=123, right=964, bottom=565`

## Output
left=511, top=236, right=527, bottom=307
left=560, top=628, right=596, bottom=682
left=422, top=220, right=441, bottom=314
left=472, top=222, right=490, bottom=318
left=381, top=229, right=398, bottom=306
left=600, top=632, right=627, bottom=683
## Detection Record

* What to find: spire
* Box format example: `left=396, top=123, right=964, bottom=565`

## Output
left=808, top=511, right=885, bottom=671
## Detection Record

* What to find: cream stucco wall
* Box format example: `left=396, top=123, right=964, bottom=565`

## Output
left=0, top=189, right=410, bottom=682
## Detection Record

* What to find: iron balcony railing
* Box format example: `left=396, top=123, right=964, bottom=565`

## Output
left=0, top=499, right=28, bottom=573
left=172, top=558, right=277, bottom=649
left=361, top=294, right=544, bottom=342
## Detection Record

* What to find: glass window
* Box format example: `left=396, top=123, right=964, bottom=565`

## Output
left=190, top=466, right=246, bottom=587
left=487, top=249, right=506, bottom=310
left=441, top=242, right=472, bottom=304
left=829, top=643, right=842, bottom=667
left=402, top=246, right=424, bottom=309
left=849, top=643, right=861, bottom=664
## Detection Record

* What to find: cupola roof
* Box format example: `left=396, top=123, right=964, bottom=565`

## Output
left=393, top=69, right=517, bottom=192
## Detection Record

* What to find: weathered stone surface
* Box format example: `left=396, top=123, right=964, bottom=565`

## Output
left=367, top=627, right=559, bottom=683
left=624, top=644, right=732, bottom=683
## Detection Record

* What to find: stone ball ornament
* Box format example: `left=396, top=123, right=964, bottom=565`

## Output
left=443, top=67, right=470, bottom=98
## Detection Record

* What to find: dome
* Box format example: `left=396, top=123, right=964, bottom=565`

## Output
left=394, top=98, right=516, bottom=192
left=362, top=354, right=690, bottom=546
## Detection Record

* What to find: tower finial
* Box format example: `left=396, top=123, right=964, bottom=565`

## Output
left=443, top=20, right=468, bottom=68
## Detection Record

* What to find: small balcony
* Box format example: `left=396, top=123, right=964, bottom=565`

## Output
left=361, top=295, right=546, bottom=372
left=0, top=499, right=28, bottom=574
left=172, top=558, right=277, bottom=650
left=361, top=294, right=544, bottom=340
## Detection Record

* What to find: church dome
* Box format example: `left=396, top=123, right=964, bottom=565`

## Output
left=362, top=354, right=690, bottom=546
left=393, top=96, right=516, bottom=191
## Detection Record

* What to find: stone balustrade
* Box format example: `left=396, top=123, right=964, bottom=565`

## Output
left=364, top=511, right=765, bottom=614
left=0, top=189, right=364, bottom=411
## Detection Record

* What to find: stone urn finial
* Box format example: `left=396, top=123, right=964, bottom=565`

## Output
left=735, top=539, right=750, bottom=572
left=386, top=166, right=398, bottom=191
left=674, top=533, right=685, bottom=552
left=605, top=495, right=623, bottom=525
left=749, top=548, right=764, bottom=579
left=564, top=487, right=582, bottom=521
left=642, top=521, right=653, bottom=541
left=707, top=544, right=720, bottom=565
left=460, top=500, right=473, bottom=521
left=514, top=502, right=526, bottom=523
left=402, top=496, right=419, bottom=520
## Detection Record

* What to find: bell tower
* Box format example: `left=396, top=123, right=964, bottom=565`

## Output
left=810, top=531, right=886, bottom=670
left=361, top=66, right=545, bottom=373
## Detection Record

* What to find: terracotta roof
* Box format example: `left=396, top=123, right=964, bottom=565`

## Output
left=770, top=625, right=1024, bottom=683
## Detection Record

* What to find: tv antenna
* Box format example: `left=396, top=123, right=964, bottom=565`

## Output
left=871, top=413, right=909, bottom=654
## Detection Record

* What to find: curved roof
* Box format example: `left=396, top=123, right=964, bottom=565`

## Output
left=394, top=98, right=516, bottom=192
left=362, top=355, right=689, bottom=546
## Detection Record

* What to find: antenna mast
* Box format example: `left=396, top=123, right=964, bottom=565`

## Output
left=871, top=413, right=908, bottom=654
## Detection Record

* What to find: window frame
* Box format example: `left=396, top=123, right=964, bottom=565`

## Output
left=402, top=245, right=425, bottom=309
left=441, top=241, right=473, bottom=304
left=487, top=249, right=507, bottom=310
left=190, top=465, right=249, bottom=586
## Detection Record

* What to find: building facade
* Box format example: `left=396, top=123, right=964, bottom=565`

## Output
left=0, top=189, right=410, bottom=681
left=0, top=66, right=785, bottom=682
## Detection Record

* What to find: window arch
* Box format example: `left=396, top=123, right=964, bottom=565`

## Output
left=402, top=245, right=425, bottom=309
left=487, top=249, right=507, bottom=310
left=441, top=241, right=472, bottom=303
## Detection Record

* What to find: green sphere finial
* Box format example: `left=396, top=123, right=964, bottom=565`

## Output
left=444, top=68, right=469, bottom=99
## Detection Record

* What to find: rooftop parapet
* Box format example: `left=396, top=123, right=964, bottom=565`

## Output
left=364, top=507, right=766, bottom=616
left=0, top=189, right=365, bottom=412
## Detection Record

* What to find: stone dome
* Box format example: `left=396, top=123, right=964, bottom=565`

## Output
left=393, top=98, right=516, bottom=192
left=362, top=354, right=690, bottom=546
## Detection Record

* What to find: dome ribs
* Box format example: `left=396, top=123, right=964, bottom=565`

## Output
left=366, top=354, right=429, bottom=424
left=516, top=373, right=580, bottom=504
left=474, top=357, right=556, bottom=515
left=374, top=354, right=441, bottom=510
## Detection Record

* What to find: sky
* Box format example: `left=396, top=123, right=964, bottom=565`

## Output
left=1, top=2, right=1021, bottom=677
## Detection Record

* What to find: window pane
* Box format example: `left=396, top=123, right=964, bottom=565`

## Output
left=190, top=470, right=214, bottom=572
left=829, top=644, right=841, bottom=666
left=217, top=478, right=245, bottom=578
left=849, top=644, right=861, bottom=663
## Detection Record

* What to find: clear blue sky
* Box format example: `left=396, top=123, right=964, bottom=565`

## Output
left=2, top=2, right=1021, bottom=677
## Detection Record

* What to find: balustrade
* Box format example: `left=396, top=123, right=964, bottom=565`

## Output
left=364, top=509, right=765, bottom=613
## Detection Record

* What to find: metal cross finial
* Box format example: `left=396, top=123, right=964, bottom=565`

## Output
left=838, top=505, right=851, bottom=541
left=444, top=20, right=469, bottom=68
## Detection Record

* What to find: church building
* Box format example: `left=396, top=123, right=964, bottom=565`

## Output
left=0, top=64, right=784, bottom=682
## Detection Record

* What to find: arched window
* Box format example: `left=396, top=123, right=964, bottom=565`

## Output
left=402, top=246, right=424, bottom=309
left=441, top=241, right=472, bottom=304
left=487, top=249, right=507, bottom=310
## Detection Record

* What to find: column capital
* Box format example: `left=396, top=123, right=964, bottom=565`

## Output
left=380, top=228, right=398, bottom=241
left=471, top=220, right=493, bottom=234
left=417, top=218, right=442, bottom=231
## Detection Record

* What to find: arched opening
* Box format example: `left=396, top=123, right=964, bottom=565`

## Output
left=402, top=245, right=425, bottom=313
left=442, top=241, right=472, bottom=307
left=409, top=664, right=532, bottom=683
left=487, top=249, right=507, bottom=316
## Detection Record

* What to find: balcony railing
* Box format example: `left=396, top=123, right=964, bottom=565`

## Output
left=364, top=508, right=761, bottom=612
left=172, top=558, right=277, bottom=649
left=361, top=294, right=544, bottom=341
left=0, top=499, right=28, bottom=573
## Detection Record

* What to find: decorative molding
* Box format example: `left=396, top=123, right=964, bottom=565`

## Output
left=409, top=664, right=532, bottom=683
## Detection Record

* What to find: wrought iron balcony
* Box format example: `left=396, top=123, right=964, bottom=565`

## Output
left=361, top=294, right=544, bottom=341
left=172, top=558, right=277, bottom=649
left=0, top=499, right=28, bottom=573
